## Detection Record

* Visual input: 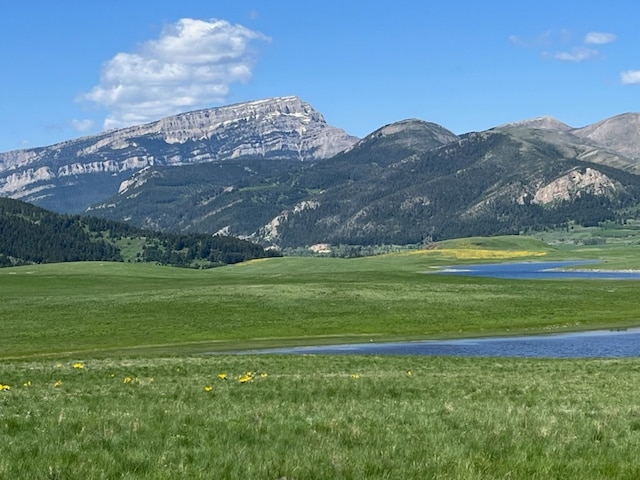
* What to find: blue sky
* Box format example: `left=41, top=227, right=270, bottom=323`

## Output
left=1, top=1, right=638, bottom=152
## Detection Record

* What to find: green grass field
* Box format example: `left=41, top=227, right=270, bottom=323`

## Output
left=2, top=236, right=640, bottom=358
left=2, top=355, right=640, bottom=479
left=2, top=235, right=640, bottom=478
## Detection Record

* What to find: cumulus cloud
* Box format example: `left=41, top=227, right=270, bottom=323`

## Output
left=621, top=70, right=640, bottom=85
left=79, top=18, right=269, bottom=130
left=584, top=32, right=617, bottom=45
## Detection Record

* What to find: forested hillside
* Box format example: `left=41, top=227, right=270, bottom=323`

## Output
left=0, top=198, right=277, bottom=268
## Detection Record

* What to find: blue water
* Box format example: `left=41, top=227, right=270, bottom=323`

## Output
left=434, top=260, right=640, bottom=280
left=238, top=328, right=640, bottom=358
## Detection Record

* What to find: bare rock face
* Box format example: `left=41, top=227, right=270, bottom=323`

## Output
left=74, top=96, right=356, bottom=160
left=0, top=96, right=358, bottom=212
left=532, top=168, right=617, bottom=204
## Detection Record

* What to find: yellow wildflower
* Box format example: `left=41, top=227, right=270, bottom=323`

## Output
left=123, top=376, right=133, bottom=384
left=407, top=370, right=413, bottom=377
left=23, top=381, right=31, bottom=387
left=238, top=375, right=252, bottom=384
left=204, top=385, right=213, bottom=392
left=73, top=362, right=84, bottom=369
left=351, top=374, right=360, bottom=379
left=260, top=372, right=268, bottom=378
left=217, top=373, right=228, bottom=380
left=54, top=380, right=62, bottom=388
left=0, top=383, right=10, bottom=391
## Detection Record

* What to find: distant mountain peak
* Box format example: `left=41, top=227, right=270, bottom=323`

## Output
left=572, top=112, right=640, bottom=159
left=146, top=96, right=326, bottom=144
left=496, top=116, right=572, bottom=131
left=345, top=119, right=458, bottom=153
left=377, top=118, right=453, bottom=135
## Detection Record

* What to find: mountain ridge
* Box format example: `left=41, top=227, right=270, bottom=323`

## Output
left=0, top=96, right=358, bottom=213
left=87, top=116, right=640, bottom=247
left=3, top=98, right=640, bottom=249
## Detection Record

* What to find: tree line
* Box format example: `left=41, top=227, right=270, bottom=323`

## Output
left=0, top=198, right=278, bottom=268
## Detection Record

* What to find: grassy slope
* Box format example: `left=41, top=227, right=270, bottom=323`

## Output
left=2, top=236, right=640, bottom=358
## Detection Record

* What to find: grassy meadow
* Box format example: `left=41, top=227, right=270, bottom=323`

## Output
left=2, top=235, right=640, bottom=478
left=3, top=355, right=640, bottom=479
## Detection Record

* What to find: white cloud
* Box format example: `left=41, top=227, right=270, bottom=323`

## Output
left=584, top=32, right=617, bottom=45
left=70, top=119, right=95, bottom=132
left=551, top=47, right=599, bottom=62
left=512, top=29, right=617, bottom=63
left=79, top=18, right=269, bottom=130
left=621, top=70, right=640, bottom=85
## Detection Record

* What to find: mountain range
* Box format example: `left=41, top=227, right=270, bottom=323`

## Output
left=2, top=96, right=640, bottom=249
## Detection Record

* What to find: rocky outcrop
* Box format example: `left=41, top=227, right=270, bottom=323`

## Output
left=532, top=168, right=617, bottom=204
left=258, top=200, right=320, bottom=243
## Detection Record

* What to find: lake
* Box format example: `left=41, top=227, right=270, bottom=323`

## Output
left=433, top=260, right=640, bottom=280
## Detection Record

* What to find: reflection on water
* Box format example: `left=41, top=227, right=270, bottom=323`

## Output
left=238, top=328, right=640, bottom=358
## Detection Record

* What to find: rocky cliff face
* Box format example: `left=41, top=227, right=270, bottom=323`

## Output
left=531, top=167, right=618, bottom=204
left=0, top=96, right=358, bottom=212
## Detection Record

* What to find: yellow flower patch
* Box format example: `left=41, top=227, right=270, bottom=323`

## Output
left=406, top=248, right=546, bottom=260
left=235, top=258, right=271, bottom=266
